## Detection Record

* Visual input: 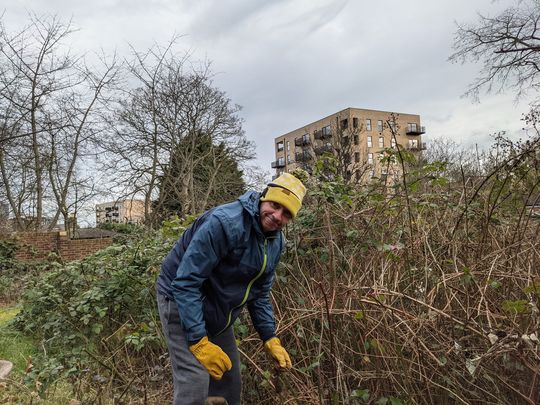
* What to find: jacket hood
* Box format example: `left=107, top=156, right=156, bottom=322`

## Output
left=238, top=190, right=261, bottom=217
left=239, top=190, right=279, bottom=237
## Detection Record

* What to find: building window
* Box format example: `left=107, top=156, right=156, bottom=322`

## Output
left=277, top=141, right=284, bottom=152
left=340, top=119, right=348, bottom=130
left=366, top=119, right=372, bottom=131
left=377, top=120, right=383, bottom=132
left=407, top=123, right=417, bottom=132
left=322, top=125, right=331, bottom=136
left=381, top=167, right=388, bottom=175
left=367, top=136, right=372, bottom=148
left=278, top=157, right=285, bottom=166
left=287, top=141, right=290, bottom=151
left=353, top=117, right=359, bottom=128
left=354, top=152, right=360, bottom=163
left=368, top=153, right=373, bottom=165
left=391, top=138, right=396, bottom=148
left=353, top=135, right=359, bottom=145
left=287, top=154, right=291, bottom=164
left=379, top=137, right=384, bottom=148
left=369, top=170, right=375, bottom=178
left=389, top=121, right=397, bottom=133
left=409, top=139, right=418, bottom=149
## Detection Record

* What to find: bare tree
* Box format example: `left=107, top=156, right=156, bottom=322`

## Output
left=102, top=39, right=254, bottom=224
left=421, top=137, right=486, bottom=179
left=449, top=0, right=540, bottom=104
left=0, top=14, right=119, bottom=232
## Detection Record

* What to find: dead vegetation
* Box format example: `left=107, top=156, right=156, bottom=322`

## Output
left=239, top=140, right=540, bottom=404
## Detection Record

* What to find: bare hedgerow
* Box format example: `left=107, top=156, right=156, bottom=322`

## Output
left=238, top=134, right=540, bottom=405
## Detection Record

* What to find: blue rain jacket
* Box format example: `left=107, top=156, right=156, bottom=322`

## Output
left=156, top=191, right=284, bottom=344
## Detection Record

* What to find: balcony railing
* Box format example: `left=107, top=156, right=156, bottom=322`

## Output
left=271, top=160, right=286, bottom=168
left=314, top=144, right=334, bottom=155
left=295, top=151, right=313, bottom=162
left=295, top=137, right=311, bottom=147
left=406, top=125, right=426, bottom=135
left=314, top=129, right=332, bottom=140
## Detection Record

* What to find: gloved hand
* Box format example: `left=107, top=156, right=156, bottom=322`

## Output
left=264, top=337, right=292, bottom=369
left=189, top=336, right=232, bottom=380
left=205, top=397, right=229, bottom=405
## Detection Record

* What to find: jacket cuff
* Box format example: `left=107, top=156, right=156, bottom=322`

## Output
left=260, top=332, right=276, bottom=343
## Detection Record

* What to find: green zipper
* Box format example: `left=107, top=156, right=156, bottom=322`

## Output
left=216, top=238, right=268, bottom=335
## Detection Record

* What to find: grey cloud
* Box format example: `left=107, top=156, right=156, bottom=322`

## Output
left=4, top=0, right=526, bottom=172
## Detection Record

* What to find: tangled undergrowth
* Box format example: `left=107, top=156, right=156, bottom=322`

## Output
left=1, top=135, right=539, bottom=404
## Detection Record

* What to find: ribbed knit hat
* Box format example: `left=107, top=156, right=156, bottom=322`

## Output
left=260, top=173, right=306, bottom=218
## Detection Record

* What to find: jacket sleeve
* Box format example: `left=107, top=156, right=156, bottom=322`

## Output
left=171, top=213, right=232, bottom=344
left=247, top=271, right=276, bottom=342
left=247, top=236, right=284, bottom=342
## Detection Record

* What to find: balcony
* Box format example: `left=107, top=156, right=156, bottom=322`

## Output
left=314, top=144, right=334, bottom=155
left=295, top=136, right=311, bottom=147
left=314, top=129, right=332, bottom=140
left=271, top=159, right=285, bottom=168
left=406, top=125, right=426, bottom=135
left=295, top=151, right=313, bottom=162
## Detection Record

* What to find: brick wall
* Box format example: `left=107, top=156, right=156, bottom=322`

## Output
left=58, top=236, right=113, bottom=262
left=2, top=231, right=113, bottom=262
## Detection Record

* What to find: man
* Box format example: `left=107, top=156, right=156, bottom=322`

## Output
left=156, top=173, right=306, bottom=405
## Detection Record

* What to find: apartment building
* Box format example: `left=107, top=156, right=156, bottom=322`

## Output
left=272, top=107, right=426, bottom=182
left=95, top=199, right=146, bottom=225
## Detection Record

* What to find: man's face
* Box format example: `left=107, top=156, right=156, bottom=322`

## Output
left=259, top=201, right=292, bottom=233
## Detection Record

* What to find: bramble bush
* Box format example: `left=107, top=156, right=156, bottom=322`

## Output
left=10, top=217, right=196, bottom=401
left=238, top=136, right=540, bottom=405
left=0, top=239, right=55, bottom=304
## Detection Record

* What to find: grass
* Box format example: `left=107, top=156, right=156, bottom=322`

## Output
left=0, top=304, right=76, bottom=404
left=0, top=304, right=35, bottom=373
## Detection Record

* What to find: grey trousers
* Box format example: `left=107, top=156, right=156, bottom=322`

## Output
left=157, top=292, right=242, bottom=405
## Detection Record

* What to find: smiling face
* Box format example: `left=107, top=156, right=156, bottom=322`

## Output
left=259, top=201, right=292, bottom=233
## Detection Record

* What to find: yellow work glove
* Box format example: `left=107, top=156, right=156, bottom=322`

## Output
left=264, top=337, right=292, bottom=369
left=189, top=336, right=232, bottom=380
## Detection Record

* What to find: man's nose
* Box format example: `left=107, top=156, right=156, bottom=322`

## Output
left=273, top=209, right=285, bottom=223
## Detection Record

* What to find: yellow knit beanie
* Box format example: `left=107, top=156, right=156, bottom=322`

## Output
left=260, top=173, right=306, bottom=218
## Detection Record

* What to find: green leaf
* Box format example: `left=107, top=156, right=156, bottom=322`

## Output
left=370, top=338, right=383, bottom=353
left=355, top=310, right=364, bottom=320
left=351, top=389, right=370, bottom=401
left=523, top=284, right=540, bottom=294
left=461, top=266, right=474, bottom=285
left=502, top=300, right=528, bottom=314
left=430, top=177, right=449, bottom=187
left=91, top=323, right=103, bottom=335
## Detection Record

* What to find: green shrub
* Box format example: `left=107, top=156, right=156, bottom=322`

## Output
left=13, top=232, right=172, bottom=398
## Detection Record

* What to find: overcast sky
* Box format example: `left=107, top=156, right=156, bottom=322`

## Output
left=3, top=0, right=532, bottom=175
